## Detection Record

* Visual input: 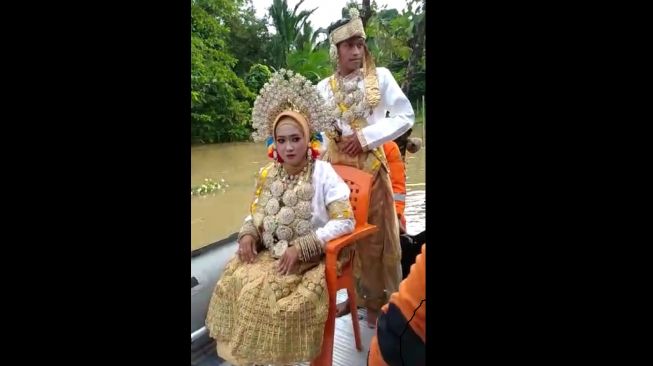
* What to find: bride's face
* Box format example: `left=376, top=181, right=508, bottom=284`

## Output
left=275, top=117, right=307, bottom=167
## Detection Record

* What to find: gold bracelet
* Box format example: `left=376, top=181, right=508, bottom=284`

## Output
left=295, top=232, right=323, bottom=262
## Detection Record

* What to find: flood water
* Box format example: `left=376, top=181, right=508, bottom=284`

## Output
left=191, top=128, right=425, bottom=251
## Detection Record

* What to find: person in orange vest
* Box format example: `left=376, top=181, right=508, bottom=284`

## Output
left=384, top=139, right=426, bottom=279
left=368, top=244, right=426, bottom=366
left=382, top=141, right=407, bottom=233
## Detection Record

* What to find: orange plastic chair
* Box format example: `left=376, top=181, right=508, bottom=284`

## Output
left=311, top=164, right=379, bottom=366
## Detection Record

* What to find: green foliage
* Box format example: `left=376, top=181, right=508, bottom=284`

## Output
left=191, top=0, right=256, bottom=144
left=364, top=0, right=425, bottom=106
left=226, top=0, right=273, bottom=77
left=286, top=46, right=331, bottom=84
left=189, top=0, right=425, bottom=144
left=294, top=21, right=326, bottom=52
left=366, top=9, right=411, bottom=72
left=268, top=0, right=316, bottom=68
left=191, top=178, right=229, bottom=197
left=245, top=64, right=272, bottom=94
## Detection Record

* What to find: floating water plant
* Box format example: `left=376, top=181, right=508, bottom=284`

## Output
left=191, top=178, right=229, bottom=197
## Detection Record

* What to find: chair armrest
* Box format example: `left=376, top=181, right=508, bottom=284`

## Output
left=325, top=224, right=378, bottom=256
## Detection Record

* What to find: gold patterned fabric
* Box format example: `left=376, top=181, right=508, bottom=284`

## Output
left=238, top=222, right=259, bottom=243
left=327, top=199, right=353, bottom=220
left=352, top=169, right=402, bottom=310
left=206, top=251, right=327, bottom=366
left=363, top=48, right=380, bottom=109
left=329, top=15, right=366, bottom=45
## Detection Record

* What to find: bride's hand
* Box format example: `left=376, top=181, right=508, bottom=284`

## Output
left=237, top=235, right=257, bottom=263
left=277, top=246, right=299, bottom=275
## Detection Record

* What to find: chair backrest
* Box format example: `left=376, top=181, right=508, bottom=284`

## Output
left=331, top=164, right=373, bottom=228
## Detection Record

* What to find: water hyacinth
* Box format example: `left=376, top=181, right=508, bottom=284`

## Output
left=191, top=178, right=229, bottom=197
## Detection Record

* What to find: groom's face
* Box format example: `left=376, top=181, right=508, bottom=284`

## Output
left=338, top=37, right=365, bottom=73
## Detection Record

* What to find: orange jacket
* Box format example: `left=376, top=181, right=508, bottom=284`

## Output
left=383, top=141, right=406, bottom=230
left=368, top=244, right=426, bottom=366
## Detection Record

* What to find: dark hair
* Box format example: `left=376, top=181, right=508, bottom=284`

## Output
left=326, top=18, right=351, bottom=37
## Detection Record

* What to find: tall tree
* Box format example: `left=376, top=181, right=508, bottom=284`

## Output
left=226, top=0, right=273, bottom=77
left=191, top=0, right=255, bottom=143
left=400, top=0, right=425, bottom=97
left=267, top=0, right=316, bottom=68
left=364, top=1, right=425, bottom=104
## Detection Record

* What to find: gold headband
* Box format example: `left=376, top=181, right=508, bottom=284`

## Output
left=329, top=17, right=366, bottom=45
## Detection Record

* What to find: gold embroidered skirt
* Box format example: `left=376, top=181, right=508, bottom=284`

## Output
left=206, top=251, right=328, bottom=365
left=353, top=168, right=402, bottom=310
